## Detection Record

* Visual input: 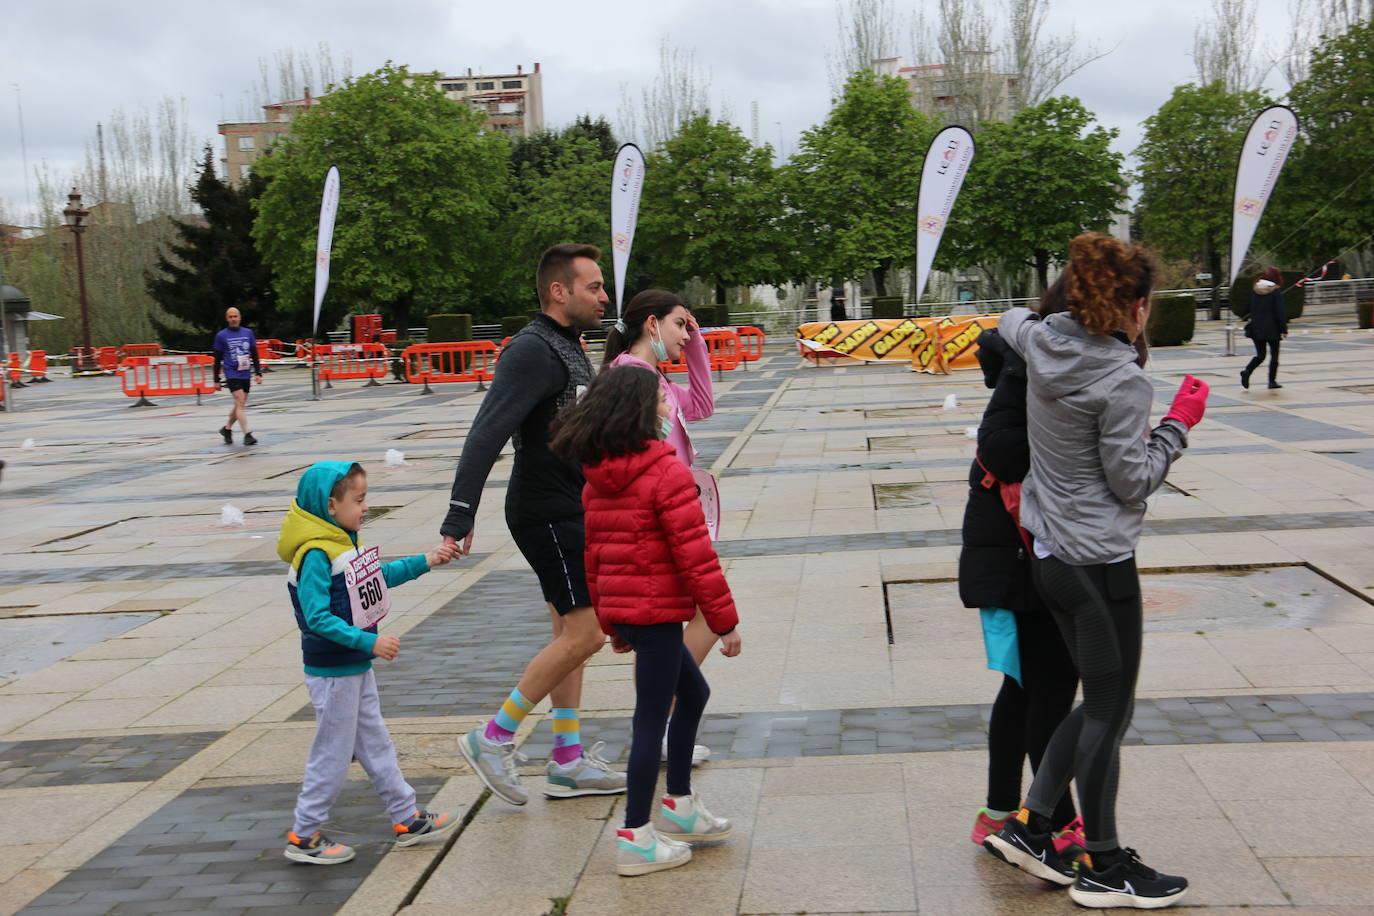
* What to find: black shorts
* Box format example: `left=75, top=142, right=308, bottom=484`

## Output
left=510, top=518, right=592, bottom=615
left=224, top=378, right=252, bottom=393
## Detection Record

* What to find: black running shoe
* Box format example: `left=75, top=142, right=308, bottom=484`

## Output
left=219, top=426, right=233, bottom=444
left=1069, top=847, right=1188, bottom=909
left=982, top=810, right=1077, bottom=886
left=243, top=432, right=258, bottom=446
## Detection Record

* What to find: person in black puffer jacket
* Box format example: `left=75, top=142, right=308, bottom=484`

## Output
left=1241, top=265, right=1288, bottom=390
left=959, top=289, right=1080, bottom=851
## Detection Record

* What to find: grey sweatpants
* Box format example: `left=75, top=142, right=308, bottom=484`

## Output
left=292, top=669, right=417, bottom=835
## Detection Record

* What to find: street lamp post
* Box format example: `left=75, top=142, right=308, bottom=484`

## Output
left=62, top=188, right=92, bottom=351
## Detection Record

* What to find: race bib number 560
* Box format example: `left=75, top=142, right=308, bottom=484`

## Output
left=343, top=546, right=391, bottom=629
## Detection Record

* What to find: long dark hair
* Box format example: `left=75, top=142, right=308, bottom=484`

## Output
left=550, top=366, right=660, bottom=465
left=602, top=289, right=686, bottom=366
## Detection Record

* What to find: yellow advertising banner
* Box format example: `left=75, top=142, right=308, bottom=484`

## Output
left=796, top=314, right=1000, bottom=374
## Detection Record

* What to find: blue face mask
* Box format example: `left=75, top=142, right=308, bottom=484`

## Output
left=657, top=414, right=674, bottom=440
left=649, top=325, right=669, bottom=362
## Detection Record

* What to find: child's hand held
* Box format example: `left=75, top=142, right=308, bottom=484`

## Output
left=718, top=629, right=742, bottom=658
left=374, top=634, right=400, bottom=660
left=427, top=543, right=458, bottom=568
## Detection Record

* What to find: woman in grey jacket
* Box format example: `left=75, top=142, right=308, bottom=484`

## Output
left=982, top=233, right=1209, bottom=910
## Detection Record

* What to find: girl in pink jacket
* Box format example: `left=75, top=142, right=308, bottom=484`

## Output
left=603, top=289, right=719, bottom=766
left=603, top=289, right=715, bottom=468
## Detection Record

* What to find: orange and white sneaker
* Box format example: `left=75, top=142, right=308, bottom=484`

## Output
left=284, top=830, right=355, bottom=865
left=971, top=808, right=1013, bottom=846
left=393, top=809, right=460, bottom=847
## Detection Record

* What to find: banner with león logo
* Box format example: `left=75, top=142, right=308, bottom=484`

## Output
left=610, top=143, right=646, bottom=316
left=313, top=166, right=340, bottom=336
left=1229, top=106, right=1298, bottom=285
left=915, top=126, right=974, bottom=305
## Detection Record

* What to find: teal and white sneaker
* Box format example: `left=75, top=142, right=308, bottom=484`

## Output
left=458, top=723, right=528, bottom=806
left=653, top=791, right=732, bottom=841
left=615, top=823, right=692, bottom=876
left=544, top=741, right=627, bottom=798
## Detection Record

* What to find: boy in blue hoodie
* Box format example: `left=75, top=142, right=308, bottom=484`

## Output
left=277, top=460, right=460, bottom=864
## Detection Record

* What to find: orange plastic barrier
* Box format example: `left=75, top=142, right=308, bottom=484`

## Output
left=6, top=352, right=19, bottom=383
left=703, top=329, right=742, bottom=371
left=736, top=326, right=765, bottom=362
left=27, top=350, right=49, bottom=382
left=96, top=347, right=121, bottom=373
left=295, top=339, right=315, bottom=365
left=256, top=338, right=284, bottom=361
left=315, top=343, right=390, bottom=387
left=402, top=341, right=498, bottom=394
left=118, top=354, right=217, bottom=407
left=120, top=344, right=162, bottom=359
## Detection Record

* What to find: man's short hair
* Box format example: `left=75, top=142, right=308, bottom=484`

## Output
left=536, top=244, right=601, bottom=307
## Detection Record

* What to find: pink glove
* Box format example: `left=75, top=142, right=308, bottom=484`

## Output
left=1164, top=375, right=1209, bottom=429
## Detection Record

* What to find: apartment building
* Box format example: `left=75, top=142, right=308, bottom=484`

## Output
left=216, top=64, right=544, bottom=186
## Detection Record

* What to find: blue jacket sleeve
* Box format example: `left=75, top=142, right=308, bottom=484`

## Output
left=298, top=549, right=379, bottom=653
left=381, top=554, right=429, bottom=588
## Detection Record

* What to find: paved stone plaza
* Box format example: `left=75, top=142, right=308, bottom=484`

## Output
left=2, top=317, right=1373, bottom=915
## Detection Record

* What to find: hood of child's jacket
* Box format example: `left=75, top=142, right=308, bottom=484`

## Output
left=583, top=440, right=675, bottom=495
left=976, top=328, right=1023, bottom=389
left=1023, top=312, right=1139, bottom=400
left=276, top=461, right=358, bottom=565
left=1254, top=278, right=1278, bottom=295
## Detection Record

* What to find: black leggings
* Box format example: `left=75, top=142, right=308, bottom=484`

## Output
left=1024, top=555, right=1142, bottom=852
left=986, top=609, right=1079, bottom=827
left=615, top=622, right=710, bottom=828
left=1244, top=339, right=1280, bottom=383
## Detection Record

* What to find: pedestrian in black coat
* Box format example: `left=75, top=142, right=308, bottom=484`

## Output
left=958, top=301, right=1080, bottom=849
left=1242, top=265, right=1288, bottom=390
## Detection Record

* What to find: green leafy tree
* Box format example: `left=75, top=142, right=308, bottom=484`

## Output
left=1261, top=19, right=1374, bottom=269
left=638, top=115, right=787, bottom=303
left=1135, top=80, right=1270, bottom=315
left=474, top=120, right=620, bottom=316
left=252, top=64, right=510, bottom=334
left=782, top=71, right=937, bottom=296
left=147, top=148, right=282, bottom=350
left=943, top=97, right=1124, bottom=293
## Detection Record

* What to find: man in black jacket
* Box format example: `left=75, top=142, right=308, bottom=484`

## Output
left=441, top=243, right=625, bottom=807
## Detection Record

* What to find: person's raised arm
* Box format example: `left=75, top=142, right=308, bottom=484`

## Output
left=677, top=321, right=714, bottom=421
left=1097, top=373, right=1192, bottom=505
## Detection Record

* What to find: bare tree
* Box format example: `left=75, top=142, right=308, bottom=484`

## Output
left=1275, top=0, right=1371, bottom=85
left=1005, top=0, right=1109, bottom=109
left=618, top=39, right=713, bottom=151
left=907, top=0, right=1105, bottom=125
left=1194, top=0, right=1270, bottom=92
left=826, top=0, right=899, bottom=93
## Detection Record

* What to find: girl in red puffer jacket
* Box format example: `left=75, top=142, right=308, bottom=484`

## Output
left=551, top=365, right=741, bottom=877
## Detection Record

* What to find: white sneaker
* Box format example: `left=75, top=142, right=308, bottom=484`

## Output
left=457, top=723, right=528, bottom=806
left=653, top=791, right=732, bottom=841
left=543, top=741, right=628, bottom=798
left=615, top=823, right=692, bottom=876
left=660, top=735, right=712, bottom=766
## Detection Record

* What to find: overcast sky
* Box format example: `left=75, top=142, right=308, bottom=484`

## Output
left=3, top=0, right=1300, bottom=225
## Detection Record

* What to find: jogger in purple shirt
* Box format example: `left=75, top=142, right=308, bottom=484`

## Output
left=213, top=307, right=263, bottom=445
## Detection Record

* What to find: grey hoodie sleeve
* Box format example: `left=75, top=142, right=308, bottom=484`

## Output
left=1096, top=372, right=1188, bottom=505
left=996, top=307, right=1036, bottom=357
